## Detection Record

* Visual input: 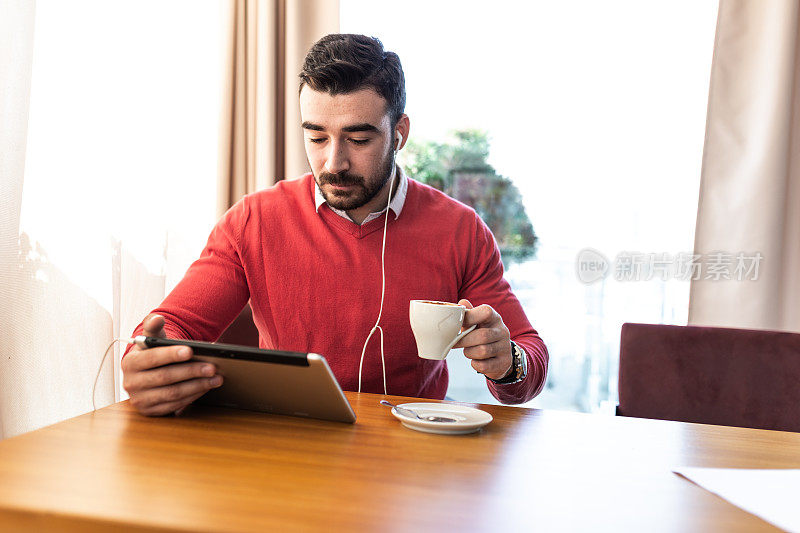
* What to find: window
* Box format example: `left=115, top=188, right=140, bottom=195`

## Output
left=341, top=0, right=719, bottom=411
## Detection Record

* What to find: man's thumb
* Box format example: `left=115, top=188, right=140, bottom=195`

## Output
left=458, top=299, right=474, bottom=310
left=142, top=314, right=166, bottom=338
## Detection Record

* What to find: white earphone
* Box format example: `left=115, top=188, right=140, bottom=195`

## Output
left=357, top=129, right=403, bottom=395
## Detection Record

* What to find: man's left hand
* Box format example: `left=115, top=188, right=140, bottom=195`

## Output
left=453, top=299, right=513, bottom=380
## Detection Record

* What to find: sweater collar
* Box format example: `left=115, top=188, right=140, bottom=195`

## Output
left=313, top=166, right=408, bottom=225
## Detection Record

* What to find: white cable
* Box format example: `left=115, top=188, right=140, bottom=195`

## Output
left=92, top=337, right=134, bottom=411
left=357, top=159, right=396, bottom=395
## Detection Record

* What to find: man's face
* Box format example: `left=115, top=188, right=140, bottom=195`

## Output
left=300, top=87, right=395, bottom=212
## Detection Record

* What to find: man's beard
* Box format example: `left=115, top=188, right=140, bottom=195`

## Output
left=315, top=149, right=395, bottom=212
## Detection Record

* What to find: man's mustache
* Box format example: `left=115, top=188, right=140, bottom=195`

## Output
left=319, top=171, right=364, bottom=187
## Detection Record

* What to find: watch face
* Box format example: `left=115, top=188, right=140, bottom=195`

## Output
left=513, top=343, right=526, bottom=380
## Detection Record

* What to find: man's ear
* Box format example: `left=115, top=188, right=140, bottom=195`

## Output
left=394, top=114, right=410, bottom=152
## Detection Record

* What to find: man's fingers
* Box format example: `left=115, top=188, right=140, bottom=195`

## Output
left=471, top=356, right=511, bottom=379
left=454, top=327, right=501, bottom=349
left=124, top=361, right=217, bottom=392
left=122, top=345, right=193, bottom=373
left=174, top=391, right=209, bottom=417
left=463, top=340, right=507, bottom=360
left=130, top=376, right=223, bottom=416
left=124, top=313, right=223, bottom=417
left=462, top=304, right=498, bottom=328
left=141, top=398, right=193, bottom=417
left=139, top=390, right=205, bottom=417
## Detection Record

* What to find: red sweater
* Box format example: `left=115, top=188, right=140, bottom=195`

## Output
left=132, top=174, right=548, bottom=403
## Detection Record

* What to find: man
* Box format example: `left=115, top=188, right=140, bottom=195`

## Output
left=123, top=34, right=548, bottom=416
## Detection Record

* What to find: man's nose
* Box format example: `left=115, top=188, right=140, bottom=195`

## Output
left=324, top=140, right=350, bottom=174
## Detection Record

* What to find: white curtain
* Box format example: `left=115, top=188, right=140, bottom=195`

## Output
left=690, top=0, right=800, bottom=332
left=0, top=1, right=225, bottom=439
left=0, top=0, right=37, bottom=440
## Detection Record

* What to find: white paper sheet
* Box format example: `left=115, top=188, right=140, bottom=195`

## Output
left=674, top=467, right=800, bottom=532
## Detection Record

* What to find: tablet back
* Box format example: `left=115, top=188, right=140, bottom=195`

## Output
left=193, top=353, right=356, bottom=423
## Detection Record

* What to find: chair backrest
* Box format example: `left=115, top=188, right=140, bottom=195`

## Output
left=617, top=322, right=800, bottom=432
left=216, top=302, right=260, bottom=348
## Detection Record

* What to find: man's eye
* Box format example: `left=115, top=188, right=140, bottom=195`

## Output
left=308, top=138, right=326, bottom=144
left=350, top=139, right=370, bottom=145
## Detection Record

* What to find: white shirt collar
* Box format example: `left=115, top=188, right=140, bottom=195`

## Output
left=314, top=166, right=408, bottom=225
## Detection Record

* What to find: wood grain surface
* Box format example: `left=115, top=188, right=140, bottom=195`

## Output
left=0, top=392, right=798, bottom=532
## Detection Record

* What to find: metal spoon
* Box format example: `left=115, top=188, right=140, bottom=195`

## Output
left=380, top=400, right=457, bottom=423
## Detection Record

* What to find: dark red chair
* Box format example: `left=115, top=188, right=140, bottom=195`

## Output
left=216, top=302, right=260, bottom=348
left=617, top=322, right=800, bottom=432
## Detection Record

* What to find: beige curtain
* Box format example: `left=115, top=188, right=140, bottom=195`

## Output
left=689, top=0, right=800, bottom=332
left=217, top=0, right=339, bottom=215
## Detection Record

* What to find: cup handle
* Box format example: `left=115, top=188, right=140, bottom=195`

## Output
left=439, top=324, right=477, bottom=359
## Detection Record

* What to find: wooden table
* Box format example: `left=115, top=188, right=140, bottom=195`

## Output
left=0, top=392, right=798, bottom=532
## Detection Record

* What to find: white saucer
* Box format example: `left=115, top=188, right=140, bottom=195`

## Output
left=390, top=402, right=493, bottom=435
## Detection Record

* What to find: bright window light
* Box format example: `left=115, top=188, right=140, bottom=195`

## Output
left=341, top=0, right=719, bottom=411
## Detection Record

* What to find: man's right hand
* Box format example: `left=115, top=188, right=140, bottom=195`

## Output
left=122, top=314, right=223, bottom=416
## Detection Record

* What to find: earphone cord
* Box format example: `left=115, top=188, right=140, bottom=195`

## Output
left=357, top=165, right=396, bottom=395
left=92, top=337, right=134, bottom=411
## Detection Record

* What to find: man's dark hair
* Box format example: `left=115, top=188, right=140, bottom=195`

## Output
left=299, top=34, right=406, bottom=126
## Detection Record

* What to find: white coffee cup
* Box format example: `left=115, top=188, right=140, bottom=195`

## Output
left=409, top=300, right=477, bottom=360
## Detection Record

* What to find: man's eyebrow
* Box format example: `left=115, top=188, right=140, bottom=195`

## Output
left=301, top=122, right=381, bottom=134
left=341, top=123, right=381, bottom=134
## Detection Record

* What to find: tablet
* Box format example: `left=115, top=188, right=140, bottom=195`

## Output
left=134, top=336, right=356, bottom=423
